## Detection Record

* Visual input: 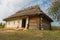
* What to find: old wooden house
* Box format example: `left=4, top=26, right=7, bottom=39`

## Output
left=3, top=5, right=53, bottom=30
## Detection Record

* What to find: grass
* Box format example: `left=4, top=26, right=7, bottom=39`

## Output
left=0, top=29, right=60, bottom=40
left=52, top=26, right=60, bottom=30
left=0, top=26, right=60, bottom=40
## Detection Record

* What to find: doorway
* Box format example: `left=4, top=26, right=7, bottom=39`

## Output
left=22, top=19, right=26, bottom=28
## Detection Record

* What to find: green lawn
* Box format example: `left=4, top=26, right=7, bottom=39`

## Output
left=52, top=26, right=60, bottom=30
left=0, top=29, right=60, bottom=40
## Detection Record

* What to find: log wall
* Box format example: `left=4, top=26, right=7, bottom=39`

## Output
left=29, top=16, right=39, bottom=30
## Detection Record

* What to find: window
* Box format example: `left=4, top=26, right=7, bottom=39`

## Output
left=7, top=22, right=10, bottom=25
left=13, top=20, right=19, bottom=25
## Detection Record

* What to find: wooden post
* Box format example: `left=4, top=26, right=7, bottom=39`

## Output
left=41, top=17, right=43, bottom=30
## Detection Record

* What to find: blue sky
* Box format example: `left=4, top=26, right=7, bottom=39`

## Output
left=0, top=0, right=60, bottom=26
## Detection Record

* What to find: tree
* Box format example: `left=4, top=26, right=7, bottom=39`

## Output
left=48, top=0, right=60, bottom=21
left=0, top=23, right=5, bottom=28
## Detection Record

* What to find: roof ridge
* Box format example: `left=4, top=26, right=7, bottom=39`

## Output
left=16, top=5, right=40, bottom=13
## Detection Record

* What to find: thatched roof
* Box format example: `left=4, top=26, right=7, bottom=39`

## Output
left=3, top=5, right=53, bottom=22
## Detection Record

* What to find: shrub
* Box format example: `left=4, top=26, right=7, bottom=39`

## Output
left=0, top=23, right=5, bottom=28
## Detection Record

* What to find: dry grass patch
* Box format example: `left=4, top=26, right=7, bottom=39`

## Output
left=0, top=29, right=60, bottom=40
